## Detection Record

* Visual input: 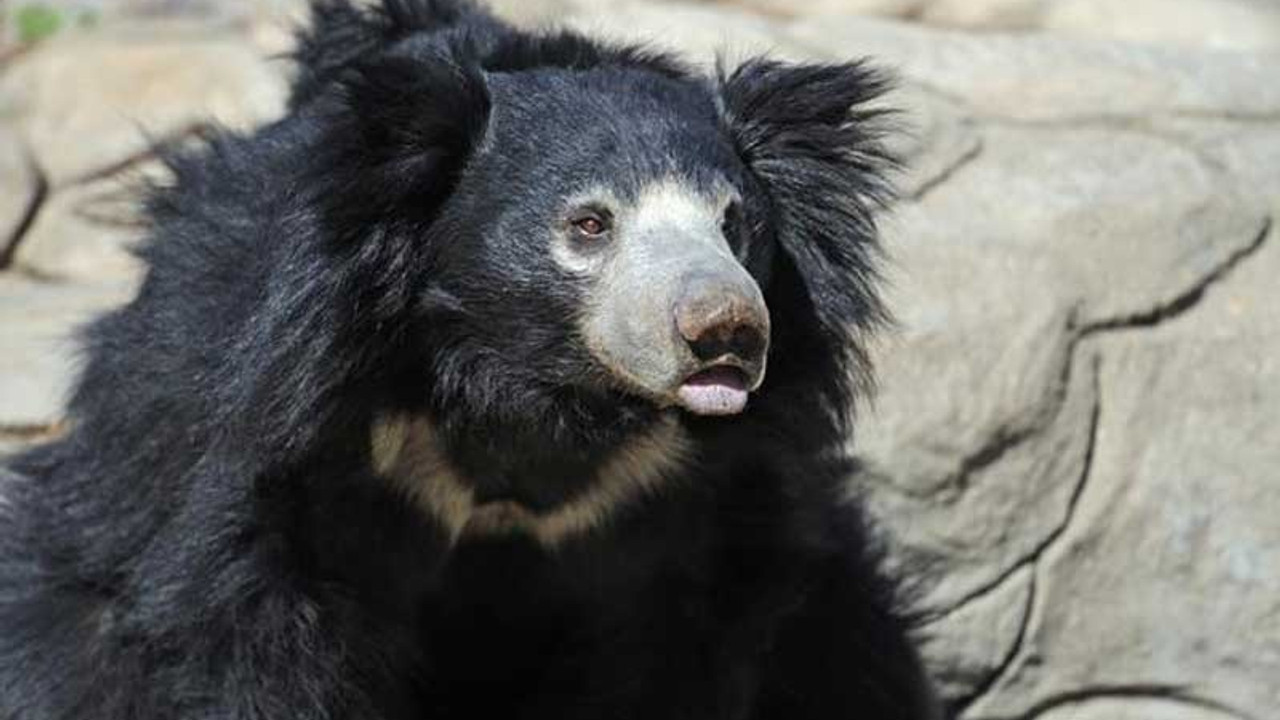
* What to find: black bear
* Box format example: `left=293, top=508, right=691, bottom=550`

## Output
left=0, top=1, right=941, bottom=717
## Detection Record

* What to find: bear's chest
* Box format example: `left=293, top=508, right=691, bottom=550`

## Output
left=414, top=536, right=743, bottom=719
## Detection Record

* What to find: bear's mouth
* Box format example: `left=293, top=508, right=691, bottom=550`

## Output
left=676, top=365, right=751, bottom=416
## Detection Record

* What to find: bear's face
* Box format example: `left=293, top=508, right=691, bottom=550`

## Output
left=430, top=68, right=773, bottom=418
left=308, top=28, right=894, bottom=516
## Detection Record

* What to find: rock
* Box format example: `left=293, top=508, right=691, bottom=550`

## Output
left=11, top=163, right=162, bottom=283
left=855, top=125, right=1267, bottom=613
left=886, top=86, right=982, bottom=200
left=861, top=322, right=1096, bottom=615
left=1043, top=0, right=1280, bottom=53
left=784, top=16, right=1280, bottom=121
left=0, top=128, right=41, bottom=263
left=887, top=0, right=1280, bottom=51
left=1159, top=120, right=1280, bottom=201
left=0, top=22, right=286, bottom=187
left=917, top=0, right=1043, bottom=29
left=964, top=226, right=1280, bottom=720
left=915, top=565, right=1033, bottom=706
left=0, top=275, right=136, bottom=429
left=487, top=0, right=586, bottom=26
left=706, top=0, right=926, bottom=19
left=1030, top=697, right=1244, bottom=720
left=567, top=0, right=815, bottom=65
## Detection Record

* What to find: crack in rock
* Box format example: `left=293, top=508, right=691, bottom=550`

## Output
left=918, top=354, right=1099, bottom=701
left=942, top=570, right=1038, bottom=719
left=939, top=217, right=1273, bottom=717
left=920, top=211, right=1272, bottom=628
left=908, top=136, right=984, bottom=202
left=907, top=333, right=1094, bottom=627
left=0, top=151, right=49, bottom=272
left=1082, top=218, right=1272, bottom=335
left=1012, top=685, right=1261, bottom=720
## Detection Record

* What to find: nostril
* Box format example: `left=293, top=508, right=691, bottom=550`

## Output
left=675, top=278, right=770, bottom=364
left=687, top=320, right=766, bottom=363
left=730, top=324, right=767, bottom=360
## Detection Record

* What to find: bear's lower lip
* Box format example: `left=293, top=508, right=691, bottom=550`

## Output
left=676, top=366, right=750, bottom=416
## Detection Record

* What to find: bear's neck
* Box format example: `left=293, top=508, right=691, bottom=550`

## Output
left=370, top=413, right=693, bottom=548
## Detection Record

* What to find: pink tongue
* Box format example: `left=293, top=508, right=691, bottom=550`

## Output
left=677, top=367, right=750, bottom=416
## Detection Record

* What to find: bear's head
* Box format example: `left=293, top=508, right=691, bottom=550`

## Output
left=244, top=0, right=897, bottom=538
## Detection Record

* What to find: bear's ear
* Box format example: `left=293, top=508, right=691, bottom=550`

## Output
left=315, top=43, right=491, bottom=232
left=291, top=0, right=496, bottom=108
left=717, top=59, right=897, bottom=345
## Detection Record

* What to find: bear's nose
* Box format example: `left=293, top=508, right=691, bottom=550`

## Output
left=674, top=276, right=769, bottom=365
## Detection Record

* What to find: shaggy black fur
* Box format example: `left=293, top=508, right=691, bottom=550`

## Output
left=0, top=1, right=940, bottom=717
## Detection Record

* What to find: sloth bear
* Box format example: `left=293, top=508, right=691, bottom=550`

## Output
left=0, top=1, right=940, bottom=718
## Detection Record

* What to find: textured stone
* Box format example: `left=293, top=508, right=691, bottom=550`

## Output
left=1043, top=0, right=1280, bottom=52
left=1030, top=697, right=1244, bottom=720
left=887, top=86, right=982, bottom=200
left=964, top=227, right=1280, bottom=720
left=0, top=275, right=136, bottom=429
left=709, top=0, right=925, bottom=19
left=0, top=128, right=40, bottom=262
left=1160, top=121, right=1280, bottom=201
left=0, top=22, right=286, bottom=186
left=568, top=0, right=814, bottom=65
left=915, top=565, right=1033, bottom=705
left=855, top=125, right=1266, bottom=612
left=784, top=16, right=1280, bottom=120
left=917, top=0, right=1043, bottom=29
left=12, top=165, right=160, bottom=282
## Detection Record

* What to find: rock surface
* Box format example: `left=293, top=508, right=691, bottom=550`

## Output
left=2, top=2, right=1278, bottom=718
left=12, top=170, right=152, bottom=282
left=0, top=129, right=40, bottom=263
left=1041, top=0, right=1280, bottom=52
left=715, top=0, right=1280, bottom=51
left=0, top=23, right=286, bottom=187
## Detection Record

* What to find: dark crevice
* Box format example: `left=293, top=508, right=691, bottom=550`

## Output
left=949, top=363, right=1102, bottom=718
left=0, top=152, right=50, bottom=271
left=908, top=136, right=984, bottom=202
left=912, top=350, right=1099, bottom=627
left=913, top=213, right=1271, bottom=624
left=1082, top=218, right=1272, bottom=336
left=889, top=312, right=1080, bottom=506
left=941, top=423, right=1033, bottom=499
left=1013, top=685, right=1260, bottom=720
left=940, top=571, right=1037, bottom=719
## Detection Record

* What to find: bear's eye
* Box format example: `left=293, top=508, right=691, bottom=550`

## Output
left=570, top=211, right=610, bottom=240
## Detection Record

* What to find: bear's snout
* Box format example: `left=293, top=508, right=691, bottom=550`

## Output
left=671, top=271, right=770, bottom=416
left=675, top=274, right=769, bottom=369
